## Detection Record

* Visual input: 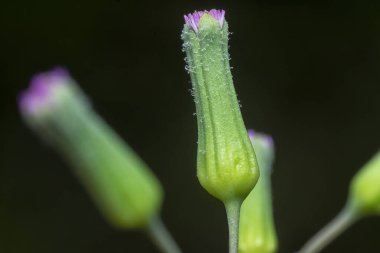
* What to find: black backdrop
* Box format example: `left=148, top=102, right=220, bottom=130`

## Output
left=1, top=0, right=380, bottom=252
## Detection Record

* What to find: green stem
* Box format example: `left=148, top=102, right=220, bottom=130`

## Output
left=225, top=199, right=243, bottom=253
left=298, top=205, right=359, bottom=253
left=146, top=217, right=183, bottom=253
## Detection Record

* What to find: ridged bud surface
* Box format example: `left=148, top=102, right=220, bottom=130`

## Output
left=182, top=11, right=259, bottom=202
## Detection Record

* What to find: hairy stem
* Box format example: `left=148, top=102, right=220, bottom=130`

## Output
left=225, top=199, right=243, bottom=253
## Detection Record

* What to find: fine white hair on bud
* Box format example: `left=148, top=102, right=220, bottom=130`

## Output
left=181, top=8, right=259, bottom=202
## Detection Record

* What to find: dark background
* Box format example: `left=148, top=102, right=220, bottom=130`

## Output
left=1, top=0, right=380, bottom=252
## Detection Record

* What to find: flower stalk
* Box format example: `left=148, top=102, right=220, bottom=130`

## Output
left=298, top=204, right=358, bottom=253
left=299, top=150, right=380, bottom=253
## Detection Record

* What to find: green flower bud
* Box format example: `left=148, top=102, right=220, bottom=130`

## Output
left=349, top=150, right=380, bottom=215
left=19, top=68, right=163, bottom=229
left=239, top=130, right=278, bottom=253
left=182, top=10, right=259, bottom=202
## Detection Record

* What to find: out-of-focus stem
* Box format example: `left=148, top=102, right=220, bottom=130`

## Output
left=298, top=205, right=359, bottom=253
left=146, top=217, right=183, bottom=253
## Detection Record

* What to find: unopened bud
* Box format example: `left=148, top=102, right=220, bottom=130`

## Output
left=19, top=68, right=163, bottom=229
left=182, top=10, right=259, bottom=202
left=239, top=130, right=278, bottom=253
left=349, top=150, right=380, bottom=215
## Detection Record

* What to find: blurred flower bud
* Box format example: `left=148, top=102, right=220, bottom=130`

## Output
left=239, top=130, right=278, bottom=253
left=182, top=10, right=259, bottom=202
left=349, top=150, right=380, bottom=215
left=19, top=67, right=163, bottom=229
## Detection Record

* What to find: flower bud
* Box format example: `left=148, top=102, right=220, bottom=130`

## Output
left=182, top=10, right=259, bottom=202
left=239, top=130, right=278, bottom=253
left=19, top=68, right=163, bottom=229
left=349, top=150, right=380, bottom=215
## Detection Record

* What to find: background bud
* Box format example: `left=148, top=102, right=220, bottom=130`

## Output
left=19, top=68, right=163, bottom=229
left=349, top=150, right=380, bottom=215
left=239, top=130, right=278, bottom=253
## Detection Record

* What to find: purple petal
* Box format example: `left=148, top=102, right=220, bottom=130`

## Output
left=261, top=135, right=274, bottom=149
left=248, top=129, right=256, bottom=140
left=208, top=9, right=225, bottom=28
left=184, top=9, right=225, bottom=32
left=18, top=67, right=70, bottom=115
left=247, top=129, right=274, bottom=149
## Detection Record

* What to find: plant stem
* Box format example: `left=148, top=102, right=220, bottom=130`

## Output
left=146, top=217, right=183, bottom=253
left=298, top=205, right=359, bottom=253
left=225, top=199, right=243, bottom=253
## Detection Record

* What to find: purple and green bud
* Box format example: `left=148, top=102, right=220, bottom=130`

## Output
left=349, top=150, right=380, bottom=215
left=19, top=68, right=72, bottom=116
left=181, top=10, right=259, bottom=203
left=239, top=130, right=278, bottom=253
left=184, top=9, right=225, bottom=33
left=19, top=68, right=163, bottom=229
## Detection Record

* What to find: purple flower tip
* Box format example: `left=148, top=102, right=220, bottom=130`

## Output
left=184, top=9, right=225, bottom=33
left=248, top=129, right=256, bottom=139
left=247, top=129, right=274, bottom=149
left=261, top=135, right=274, bottom=149
left=18, top=67, right=70, bottom=115
left=208, top=9, right=225, bottom=28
